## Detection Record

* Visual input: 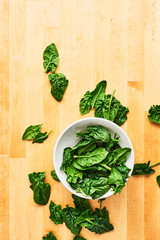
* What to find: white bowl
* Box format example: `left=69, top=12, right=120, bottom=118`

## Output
left=53, top=117, right=134, bottom=199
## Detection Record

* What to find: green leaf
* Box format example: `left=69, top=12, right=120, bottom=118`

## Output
left=74, top=147, right=108, bottom=168
left=62, top=207, right=82, bottom=235
left=32, top=131, right=52, bottom=143
left=90, top=80, right=107, bottom=108
left=78, top=143, right=97, bottom=155
left=66, top=165, right=83, bottom=184
left=28, top=172, right=51, bottom=205
left=94, top=91, right=129, bottom=125
left=148, top=105, right=160, bottom=124
left=94, top=207, right=109, bottom=222
left=76, top=209, right=114, bottom=234
left=51, top=170, right=60, bottom=182
left=61, top=147, right=73, bottom=171
left=116, top=165, right=131, bottom=180
left=132, top=161, right=157, bottom=175
left=49, top=73, right=69, bottom=102
left=79, top=80, right=107, bottom=115
left=157, top=175, right=160, bottom=187
left=79, top=176, right=110, bottom=199
left=42, top=231, right=57, bottom=240
left=77, top=125, right=111, bottom=143
left=73, top=236, right=87, bottom=240
left=49, top=201, right=63, bottom=225
left=43, top=43, right=59, bottom=73
left=107, top=148, right=131, bottom=166
left=72, top=139, right=92, bottom=151
left=72, top=194, right=90, bottom=213
left=114, top=105, right=129, bottom=126
left=22, top=124, right=42, bottom=140
left=79, top=91, right=92, bottom=115
left=108, top=168, right=125, bottom=194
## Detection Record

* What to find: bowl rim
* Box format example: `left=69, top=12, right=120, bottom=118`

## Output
left=53, top=117, right=135, bottom=199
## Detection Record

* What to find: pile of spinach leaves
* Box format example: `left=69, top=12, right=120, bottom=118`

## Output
left=79, top=80, right=129, bottom=126
left=49, top=195, right=113, bottom=236
left=60, top=125, right=131, bottom=199
left=22, top=124, right=52, bottom=144
left=43, top=43, right=69, bottom=101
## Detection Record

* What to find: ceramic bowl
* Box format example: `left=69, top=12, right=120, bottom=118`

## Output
left=53, top=117, right=134, bottom=199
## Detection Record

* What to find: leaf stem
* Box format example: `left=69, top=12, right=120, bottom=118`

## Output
left=150, top=162, right=160, bottom=168
left=100, top=164, right=111, bottom=171
left=47, top=130, right=53, bottom=136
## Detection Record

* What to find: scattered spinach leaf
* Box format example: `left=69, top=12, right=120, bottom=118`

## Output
left=32, top=130, right=52, bottom=143
left=72, top=194, right=90, bottom=213
left=132, top=161, right=160, bottom=176
left=43, top=43, right=59, bottom=73
left=51, top=170, right=60, bottom=182
left=62, top=207, right=82, bottom=235
left=79, top=91, right=92, bottom=115
left=49, top=73, right=69, bottom=102
left=22, top=124, right=42, bottom=140
left=157, top=175, right=160, bottom=187
left=148, top=105, right=160, bottom=124
left=49, top=201, right=63, bottom=224
left=42, top=231, right=57, bottom=240
left=73, top=236, right=86, bottom=240
left=28, top=172, right=51, bottom=205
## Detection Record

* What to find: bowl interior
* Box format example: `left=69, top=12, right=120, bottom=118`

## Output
left=53, top=117, right=134, bottom=199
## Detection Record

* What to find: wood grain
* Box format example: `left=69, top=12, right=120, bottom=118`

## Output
left=0, top=0, right=160, bottom=239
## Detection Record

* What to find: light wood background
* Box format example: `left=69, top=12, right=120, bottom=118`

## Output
left=0, top=0, right=160, bottom=239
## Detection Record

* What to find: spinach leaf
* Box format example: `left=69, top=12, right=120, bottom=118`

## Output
left=108, top=168, right=125, bottom=194
left=114, top=105, right=129, bottom=126
left=72, top=194, right=90, bottom=213
left=72, top=139, right=92, bottom=151
left=66, top=165, right=83, bottom=184
left=73, top=236, right=86, bottom=240
left=79, top=91, right=92, bottom=115
left=60, top=147, right=73, bottom=171
left=78, top=143, right=97, bottom=155
left=43, top=43, right=59, bottom=73
left=49, top=201, right=63, bottom=224
left=22, top=124, right=42, bottom=140
left=116, top=165, right=131, bottom=180
left=132, top=161, right=160, bottom=175
left=79, top=176, right=110, bottom=199
left=62, top=207, right=82, bottom=235
left=72, top=161, right=108, bottom=172
left=76, top=209, right=114, bottom=234
left=32, top=130, right=52, bottom=143
left=90, top=80, right=107, bottom=108
left=28, top=172, right=51, bottom=205
left=49, top=73, right=69, bottom=102
left=77, top=125, right=111, bottom=143
left=95, top=91, right=129, bottom=126
left=79, top=81, right=107, bottom=115
left=74, top=147, right=108, bottom=168
left=148, top=105, right=160, bottom=124
left=107, top=148, right=131, bottom=166
left=42, top=231, right=57, bottom=240
left=94, top=207, right=109, bottom=222
left=51, top=170, right=60, bottom=182
left=157, top=175, right=160, bottom=187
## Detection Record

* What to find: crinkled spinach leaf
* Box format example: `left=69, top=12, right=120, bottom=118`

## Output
left=28, top=172, right=51, bottom=205
left=72, top=194, right=90, bottom=213
left=42, top=231, right=57, bottom=240
left=157, top=175, right=160, bottom=187
left=62, top=207, right=82, bottom=235
left=43, top=43, right=59, bottom=73
left=51, top=170, right=60, bottom=182
left=32, top=130, right=52, bottom=143
left=148, top=105, right=160, bottom=124
left=49, top=201, right=63, bottom=224
left=22, top=124, right=42, bottom=140
left=132, top=161, right=160, bottom=175
left=60, top=147, right=73, bottom=171
left=49, top=73, right=68, bottom=102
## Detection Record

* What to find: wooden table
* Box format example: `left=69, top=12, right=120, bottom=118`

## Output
left=0, top=0, right=160, bottom=239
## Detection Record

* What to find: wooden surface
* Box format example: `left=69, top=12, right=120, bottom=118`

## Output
left=0, top=0, right=160, bottom=239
